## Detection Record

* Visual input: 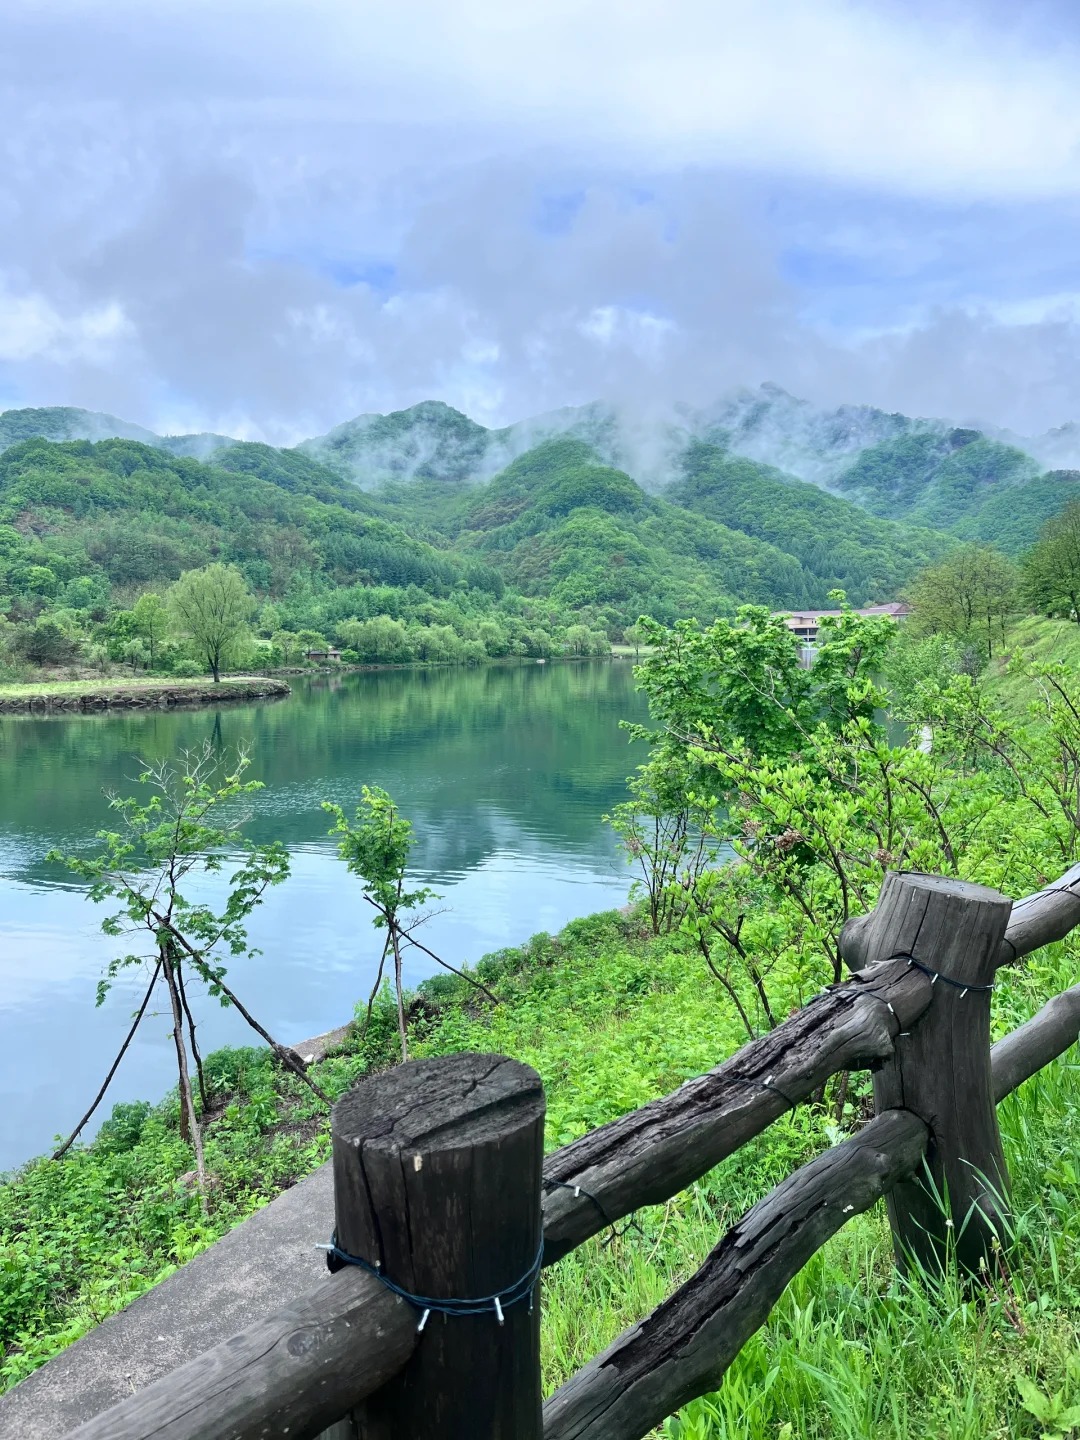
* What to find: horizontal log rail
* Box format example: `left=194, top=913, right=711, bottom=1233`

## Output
left=541, top=1004, right=1080, bottom=1440
left=542, top=1110, right=930, bottom=1440
left=541, top=954, right=931, bottom=1260
left=63, top=1003, right=1078, bottom=1440
left=63, top=1267, right=417, bottom=1440
left=57, top=866, right=1080, bottom=1440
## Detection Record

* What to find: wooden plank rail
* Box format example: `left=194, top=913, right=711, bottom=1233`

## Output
left=542, top=1110, right=930, bottom=1440
left=60, top=1268, right=416, bottom=1440
left=55, top=865, right=1080, bottom=1440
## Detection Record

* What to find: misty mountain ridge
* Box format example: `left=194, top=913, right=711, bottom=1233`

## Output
left=3, top=388, right=1078, bottom=554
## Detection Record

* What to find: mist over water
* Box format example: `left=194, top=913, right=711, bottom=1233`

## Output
left=0, top=662, right=649, bottom=1171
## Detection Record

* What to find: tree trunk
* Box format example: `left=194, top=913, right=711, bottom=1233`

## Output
left=390, top=926, right=408, bottom=1062
left=162, top=947, right=208, bottom=1213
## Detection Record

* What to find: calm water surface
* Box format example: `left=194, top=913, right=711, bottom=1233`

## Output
left=0, top=662, right=648, bottom=1170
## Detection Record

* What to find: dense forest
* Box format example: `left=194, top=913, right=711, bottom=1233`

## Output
left=0, top=388, right=1077, bottom=680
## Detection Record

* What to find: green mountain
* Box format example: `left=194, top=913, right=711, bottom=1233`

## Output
left=297, top=400, right=495, bottom=486
left=666, top=441, right=948, bottom=599
left=830, top=428, right=1078, bottom=550
left=369, top=436, right=944, bottom=622
left=3, top=388, right=1078, bottom=656
left=0, top=406, right=161, bottom=450
left=0, top=436, right=499, bottom=608
left=0, top=406, right=238, bottom=462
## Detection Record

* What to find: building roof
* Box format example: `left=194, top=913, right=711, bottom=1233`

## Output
left=776, top=602, right=912, bottom=630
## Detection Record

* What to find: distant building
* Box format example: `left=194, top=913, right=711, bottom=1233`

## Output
left=304, top=648, right=342, bottom=662
left=777, top=602, right=912, bottom=646
left=773, top=602, right=912, bottom=668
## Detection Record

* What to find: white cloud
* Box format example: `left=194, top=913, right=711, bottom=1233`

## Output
left=0, top=288, right=130, bottom=365
left=3, top=0, right=1080, bottom=436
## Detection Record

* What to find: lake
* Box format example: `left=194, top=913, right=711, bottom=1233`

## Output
left=0, top=661, right=649, bottom=1171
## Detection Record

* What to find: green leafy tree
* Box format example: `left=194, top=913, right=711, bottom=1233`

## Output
left=131, top=592, right=169, bottom=667
left=1024, top=499, right=1080, bottom=623
left=270, top=629, right=302, bottom=665
left=49, top=744, right=325, bottom=1203
left=13, top=616, right=79, bottom=667
left=122, top=638, right=149, bottom=674
left=169, top=564, right=254, bottom=682
left=324, top=786, right=496, bottom=1060
left=910, top=545, right=1017, bottom=659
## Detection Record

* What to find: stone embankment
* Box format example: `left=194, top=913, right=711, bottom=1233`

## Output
left=0, top=678, right=291, bottom=714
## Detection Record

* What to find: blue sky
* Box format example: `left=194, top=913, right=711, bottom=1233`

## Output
left=2, top=0, right=1080, bottom=441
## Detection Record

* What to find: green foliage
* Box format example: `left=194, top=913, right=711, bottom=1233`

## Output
left=168, top=564, right=254, bottom=682
left=324, top=786, right=437, bottom=1059
left=629, top=601, right=895, bottom=760
left=46, top=743, right=303, bottom=1201
left=909, top=544, right=1018, bottom=660
left=1025, top=499, right=1080, bottom=624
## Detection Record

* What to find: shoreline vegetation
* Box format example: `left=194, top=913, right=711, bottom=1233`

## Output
left=0, top=675, right=291, bottom=713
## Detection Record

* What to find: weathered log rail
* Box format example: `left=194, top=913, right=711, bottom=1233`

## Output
left=59, top=867, right=1080, bottom=1440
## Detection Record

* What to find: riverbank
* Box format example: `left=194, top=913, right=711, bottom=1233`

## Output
left=0, top=676, right=291, bottom=713
left=2, top=902, right=1079, bottom=1436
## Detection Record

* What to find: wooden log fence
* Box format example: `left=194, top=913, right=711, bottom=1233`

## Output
left=60, top=867, right=1080, bottom=1440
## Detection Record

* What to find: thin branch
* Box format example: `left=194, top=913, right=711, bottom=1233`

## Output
left=52, top=960, right=163, bottom=1160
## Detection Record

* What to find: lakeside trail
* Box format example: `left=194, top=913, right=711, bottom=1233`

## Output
left=0, top=676, right=290, bottom=714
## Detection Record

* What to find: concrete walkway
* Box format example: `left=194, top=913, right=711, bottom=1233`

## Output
left=0, top=1159, right=335, bottom=1437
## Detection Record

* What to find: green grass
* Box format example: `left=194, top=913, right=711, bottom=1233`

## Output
left=986, top=616, right=1080, bottom=715
left=2, top=909, right=1078, bottom=1436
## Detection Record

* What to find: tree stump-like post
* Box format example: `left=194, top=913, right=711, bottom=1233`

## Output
left=840, top=872, right=1013, bottom=1275
left=328, top=1053, right=545, bottom=1439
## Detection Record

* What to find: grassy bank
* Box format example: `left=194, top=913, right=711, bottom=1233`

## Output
left=0, top=675, right=290, bottom=712
left=2, top=906, right=1078, bottom=1436
left=985, top=616, right=1080, bottom=714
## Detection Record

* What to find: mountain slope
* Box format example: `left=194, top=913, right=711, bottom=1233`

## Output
left=666, top=440, right=949, bottom=600
left=297, top=400, right=496, bottom=486
left=443, top=438, right=815, bottom=621
left=831, top=428, right=1056, bottom=547
left=0, top=407, right=161, bottom=450
left=0, top=437, right=499, bottom=607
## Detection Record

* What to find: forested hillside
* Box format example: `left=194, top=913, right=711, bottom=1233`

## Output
left=1, top=383, right=1078, bottom=679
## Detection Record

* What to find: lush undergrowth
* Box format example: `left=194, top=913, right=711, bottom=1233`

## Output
left=987, top=617, right=1080, bottom=715
left=2, top=906, right=1078, bottom=1437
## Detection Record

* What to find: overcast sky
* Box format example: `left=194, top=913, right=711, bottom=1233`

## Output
left=3, top=0, right=1080, bottom=441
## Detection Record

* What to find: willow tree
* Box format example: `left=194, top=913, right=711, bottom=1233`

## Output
left=170, top=563, right=254, bottom=681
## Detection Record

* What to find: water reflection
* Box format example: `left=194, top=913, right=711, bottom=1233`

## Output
left=0, top=661, right=649, bottom=1168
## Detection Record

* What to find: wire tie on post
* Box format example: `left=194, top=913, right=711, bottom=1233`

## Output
left=324, top=1233, right=543, bottom=1324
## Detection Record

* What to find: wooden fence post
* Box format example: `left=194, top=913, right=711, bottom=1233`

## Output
left=840, top=872, right=1013, bottom=1275
left=328, top=1053, right=545, bottom=1439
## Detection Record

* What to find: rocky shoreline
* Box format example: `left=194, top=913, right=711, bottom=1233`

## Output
left=0, top=677, right=291, bottom=714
